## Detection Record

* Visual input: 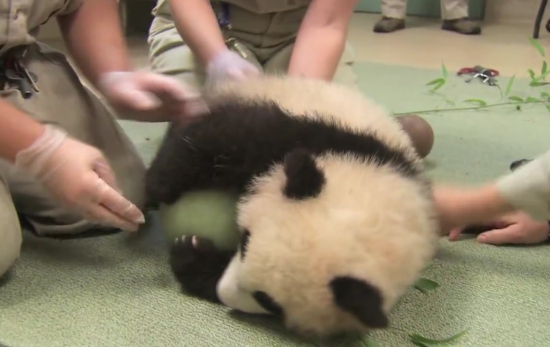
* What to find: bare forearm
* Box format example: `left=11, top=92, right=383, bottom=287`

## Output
left=57, top=0, right=132, bottom=87
left=288, top=28, right=346, bottom=80
left=288, top=0, right=357, bottom=80
left=457, top=185, right=515, bottom=224
left=169, top=0, right=227, bottom=65
left=0, top=101, right=45, bottom=163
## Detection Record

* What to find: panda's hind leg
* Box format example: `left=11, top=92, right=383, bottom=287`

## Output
left=169, top=235, right=234, bottom=303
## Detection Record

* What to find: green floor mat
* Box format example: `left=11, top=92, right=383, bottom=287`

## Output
left=1, top=61, right=550, bottom=347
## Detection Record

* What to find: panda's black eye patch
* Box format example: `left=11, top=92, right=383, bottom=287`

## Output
left=253, top=291, right=284, bottom=317
left=240, top=229, right=250, bottom=261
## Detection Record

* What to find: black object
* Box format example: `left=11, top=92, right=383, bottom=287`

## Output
left=4, top=69, right=32, bottom=99
left=0, top=48, right=39, bottom=99
left=533, top=0, right=549, bottom=39
left=510, top=158, right=533, bottom=171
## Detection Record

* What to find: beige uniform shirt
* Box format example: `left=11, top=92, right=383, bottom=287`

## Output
left=0, top=0, right=83, bottom=55
left=153, top=0, right=311, bottom=19
left=497, top=150, right=550, bottom=222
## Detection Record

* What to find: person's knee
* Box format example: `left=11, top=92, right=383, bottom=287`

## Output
left=0, top=192, right=22, bottom=276
left=148, top=25, right=203, bottom=83
left=0, top=228, right=22, bottom=277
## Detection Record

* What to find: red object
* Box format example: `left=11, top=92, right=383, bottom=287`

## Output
left=457, top=66, right=499, bottom=77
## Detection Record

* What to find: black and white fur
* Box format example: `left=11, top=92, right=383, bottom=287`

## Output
left=146, top=75, right=440, bottom=338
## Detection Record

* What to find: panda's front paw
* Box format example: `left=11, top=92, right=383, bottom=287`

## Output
left=169, top=235, right=234, bottom=303
left=170, top=235, right=196, bottom=266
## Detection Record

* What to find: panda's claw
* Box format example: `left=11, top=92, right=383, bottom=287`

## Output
left=174, top=235, right=186, bottom=244
left=168, top=234, right=235, bottom=304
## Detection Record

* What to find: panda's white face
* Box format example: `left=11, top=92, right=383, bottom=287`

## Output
left=215, top=150, right=439, bottom=337
left=216, top=255, right=270, bottom=315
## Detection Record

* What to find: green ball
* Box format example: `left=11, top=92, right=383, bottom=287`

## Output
left=158, top=190, right=241, bottom=251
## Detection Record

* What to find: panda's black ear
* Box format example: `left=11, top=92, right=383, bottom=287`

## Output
left=282, top=148, right=325, bottom=200
left=330, top=276, right=389, bottom=329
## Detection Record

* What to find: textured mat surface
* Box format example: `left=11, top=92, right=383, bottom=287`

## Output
left=1, top=61, right=550, bottom=347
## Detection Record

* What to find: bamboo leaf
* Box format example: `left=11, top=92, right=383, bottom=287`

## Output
left=526, top=97, right=541, bottom=103
left=426, top=78, right=446, bottom=91
left=530, top=81, right=547, bottom=87
left=414, top=278, right=439, bottom=293
left=529, top=37, right=546, bottom=57
left=542, top=61, right=548, bottom=76
left=528, top=69, right=536, bottom=80
left=505, top=75, right=515, bottom=95
left=426, top=78, right=445, bottom=86
left=509, top=96, right=524, bottom=102
left=362, top=338, right=383, bottom=347
left=410, top=330, right=468, bottom=347
left=463, top=98, right=488, bottom=106
left=432, top=82, right=445, bottom=91
left=546, top=105, right=550, bottom=114
left=441, top=64, right=449, bottom=79
left=444, top=99, right=456, bottom=106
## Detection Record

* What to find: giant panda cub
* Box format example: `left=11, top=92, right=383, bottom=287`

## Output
left=145, top=74, right=440, bottom=338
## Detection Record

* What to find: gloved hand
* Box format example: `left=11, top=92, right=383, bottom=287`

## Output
left=14, top=125, right=144, bottom=232
left=206, top=50, right=261, bottom=85
left=98, top=71, right=208, bottom=124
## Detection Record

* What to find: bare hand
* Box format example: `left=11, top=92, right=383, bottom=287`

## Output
left=449, top=211, right=550, bottom=245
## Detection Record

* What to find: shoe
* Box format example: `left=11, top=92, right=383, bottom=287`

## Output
left=441, top=17, right=481, bottom=35
left=373, top=17, right=405, bottom=33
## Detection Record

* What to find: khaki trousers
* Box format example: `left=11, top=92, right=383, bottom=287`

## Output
left=0, top=43, right=146, bottom=276
left=381, top=0, right=469, bottom=20
left=147, top=4, right=357, bottom=88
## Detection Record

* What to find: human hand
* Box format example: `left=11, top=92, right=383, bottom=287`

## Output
left=449, top=211, right=550, bottom=245
left=432, top=186, right=476, bottom=234
left=98, top=71, right=208, bottom=124
left=14, top=125, right=145, bottom=232
left=206, top=50, right=260, bottom=85
left=433, top=184, right=514, bottom=236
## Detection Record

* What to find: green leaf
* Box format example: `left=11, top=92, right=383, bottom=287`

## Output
left=546, top=105, right=550, bottom=114
left=362, top=338, right=383, bottom=347
left=504, top=75, right=515, bottom=95
left=426, top=78, right=446, bottom=91
left=526, top=96, right=541, bottom=103
left=528, top=69, right=536, bottom=80
left=540, top=91, right=550, bottom=99
left=463, top=98, right=488, bottom=106
left=441, top=64, right=449, bottom=79
left=414, top=278, right=439, bottom=293
left=529, top=37, right=546, bottom=57
left=444, top=99, right=456, bottom=106
left=410, top=330, right=468, bottom=347
left=530, top=81, right=546, bottom=87
left=426, top=78, right=445, bottom=86
left=542, top=61, right=548, bottom=76
left=509, top=96, right=524, bottom=102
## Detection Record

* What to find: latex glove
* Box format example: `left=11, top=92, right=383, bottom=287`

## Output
left=206, top=50, right=260, bottom=85
left=449, top=211, right=550, bottom=245
left=14, top=125, right=144, bottom=232
left=98, top=71, right=208, bottom=124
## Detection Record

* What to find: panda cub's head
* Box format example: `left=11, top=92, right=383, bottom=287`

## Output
left=215, top=148, right=438, bottom=338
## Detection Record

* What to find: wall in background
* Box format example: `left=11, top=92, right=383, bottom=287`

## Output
left=484, top=0, right=548, bottom=24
